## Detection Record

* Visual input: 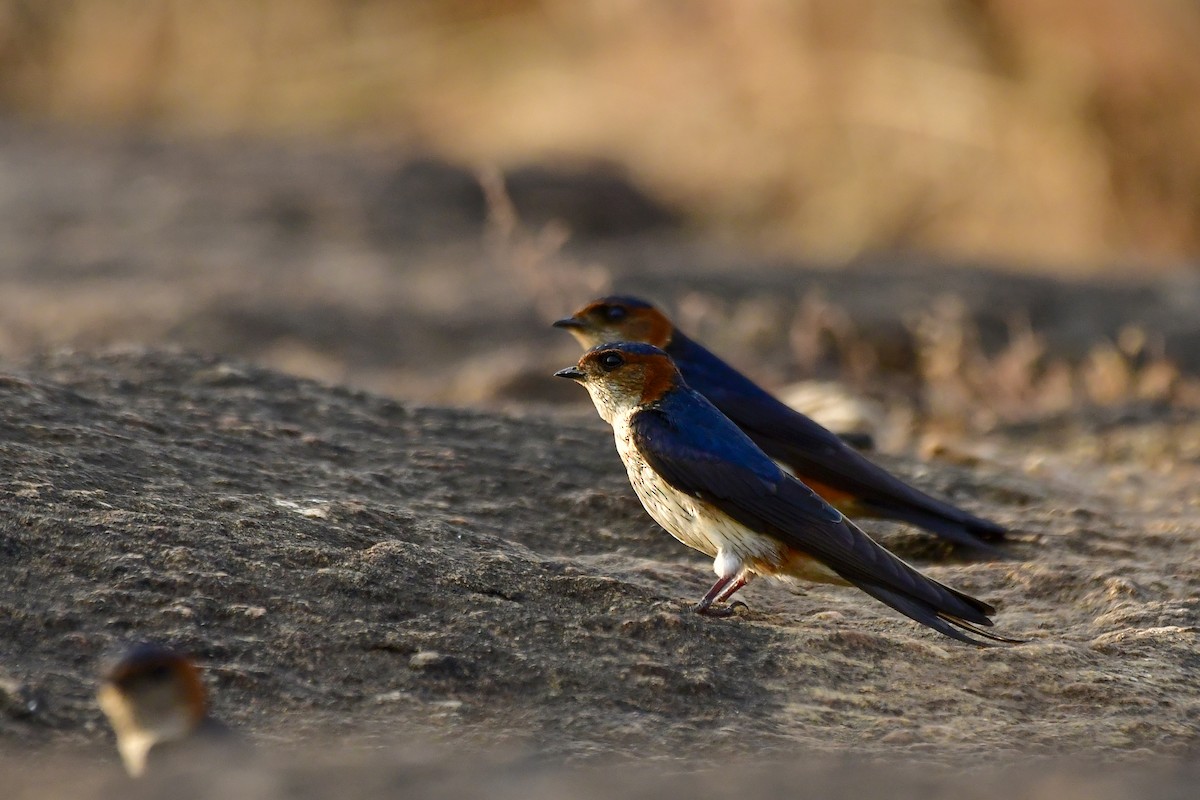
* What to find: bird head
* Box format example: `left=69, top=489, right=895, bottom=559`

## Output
left=555, top=342, right=680, bottom=423
left=553, top=296, right=674, bottom=350
left=97, top=643, right=209, bottom=777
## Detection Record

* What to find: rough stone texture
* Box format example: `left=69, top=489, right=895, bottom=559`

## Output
left=0, top=350, right=1197, bottom=798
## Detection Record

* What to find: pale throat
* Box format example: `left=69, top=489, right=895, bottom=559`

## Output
left=584, top=383, right=640, bottom=426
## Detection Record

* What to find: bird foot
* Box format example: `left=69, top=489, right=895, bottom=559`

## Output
left=693, top=600, right=748, bottom=618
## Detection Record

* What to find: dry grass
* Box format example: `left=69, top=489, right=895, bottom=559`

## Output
left=478, top=166, right=611, bottom=319
left=1, top=0, right=1200, bottom=270
left=907, top=296, right=1194, bottom=434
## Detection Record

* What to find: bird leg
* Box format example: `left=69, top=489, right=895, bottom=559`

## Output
left=693, top=574, right=748, bottom=617
left=716, top=572, right=751, bottom=602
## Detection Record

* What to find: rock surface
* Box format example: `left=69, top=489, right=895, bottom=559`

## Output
left=1, top=350, right=1197, bottom=797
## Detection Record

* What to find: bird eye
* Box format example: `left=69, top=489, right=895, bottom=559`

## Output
left=598, top=352, right=625, bottom=371
left=602, top=305, right=627, bottom=322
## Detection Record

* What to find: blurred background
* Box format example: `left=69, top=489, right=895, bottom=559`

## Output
left=1, top=0, right=1199, bottom=439
left=3, top=5, right=1200, bottom=789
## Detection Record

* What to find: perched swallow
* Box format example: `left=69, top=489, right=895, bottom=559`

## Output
left=554, top=296, right=1006, bottom=550
left=97, top=643, right=234, bottom=777
left=555, top=343, right=1017, bottom=645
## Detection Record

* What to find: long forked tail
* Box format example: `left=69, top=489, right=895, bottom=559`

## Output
left=862, top=500, right=1009, bottom=552
left=828, top=517, right=1023, bottom=647
left=853, top=582, right=1024, bottom=647
left=747, top=420, right=1009, bottom=551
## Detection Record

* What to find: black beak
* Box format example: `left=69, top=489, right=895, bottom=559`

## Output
left=553, top=317, right=585, bottom=330
left=554, top=366, right=586, bottom=382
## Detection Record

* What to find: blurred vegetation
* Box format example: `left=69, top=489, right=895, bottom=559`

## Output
left=1, top=0, right=1199, bottom=271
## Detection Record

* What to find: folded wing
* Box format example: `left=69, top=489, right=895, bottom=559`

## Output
left=631, top=399, right=1016, bottom=645
left=674, top=341, right=1006, bottom=548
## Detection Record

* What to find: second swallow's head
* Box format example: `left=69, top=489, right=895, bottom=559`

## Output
left=97, top=643, right=209, bottom=777
left=553, top=296, right=674, bottom=350
left=555, top=342, right=680, bottom=423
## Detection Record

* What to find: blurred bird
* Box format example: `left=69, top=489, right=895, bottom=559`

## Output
left=554, top=296, right=1006, bottom=551
left=97, top=643, right=233, bottom=778
left=555, top=342, right=1017, bottom=645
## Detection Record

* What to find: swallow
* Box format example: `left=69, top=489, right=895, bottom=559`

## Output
left=97, top=643, right=234, bottom=777
left=555, top=343, right=1017, bottom=645
left=554, top=296, right=1006, bottom=551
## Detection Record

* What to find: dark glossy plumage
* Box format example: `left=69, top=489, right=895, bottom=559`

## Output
left=663, top=330, right=1006, bottom=550
left=629, top=387, right=1012, bottom=645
